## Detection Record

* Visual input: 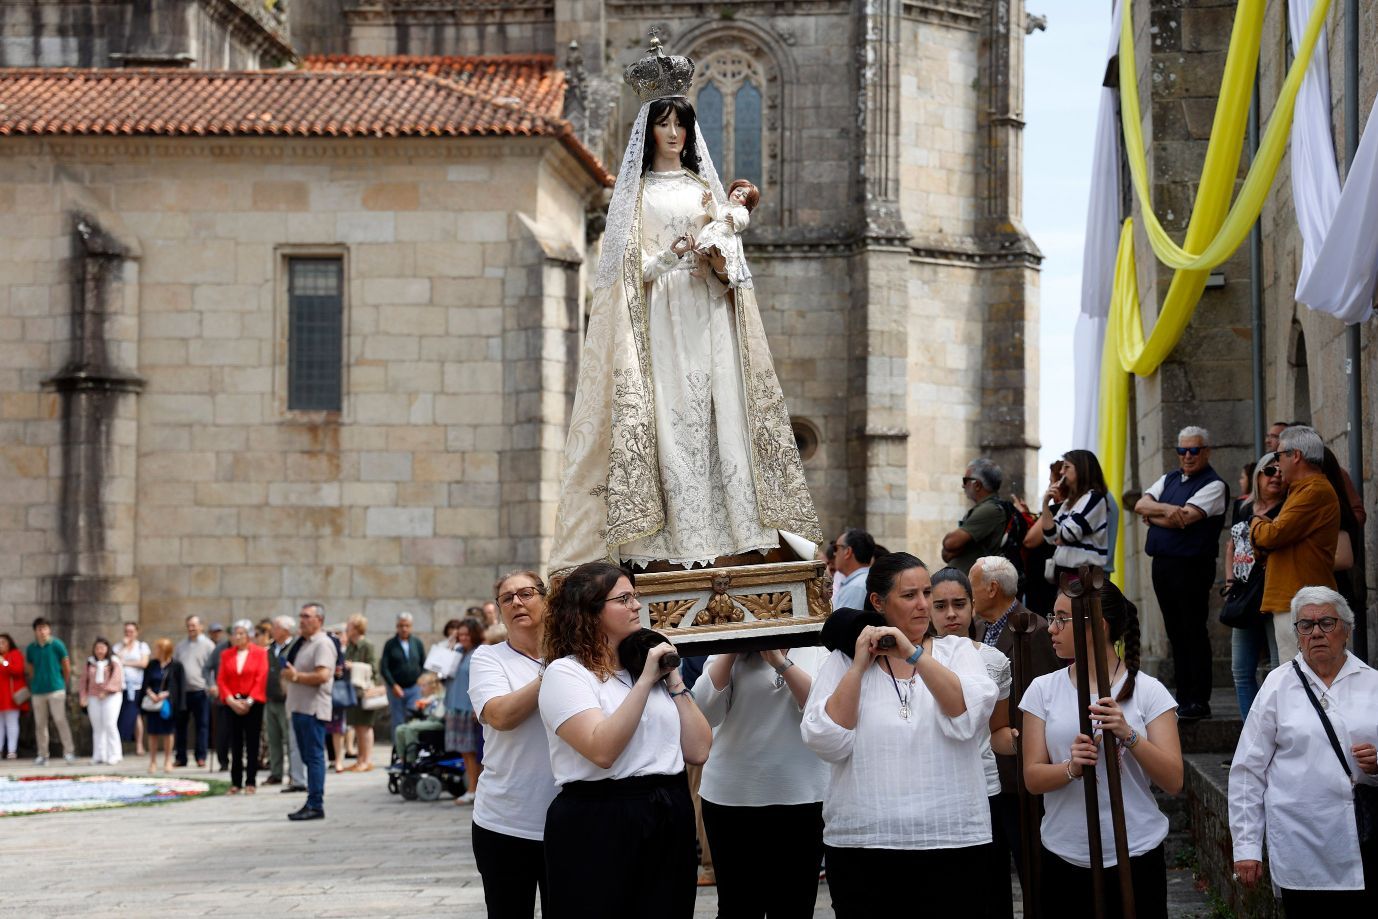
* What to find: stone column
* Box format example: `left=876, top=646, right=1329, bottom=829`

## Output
left=44, top=214, right=143, bottom=656
left=845, top=0, right=911, bottom=547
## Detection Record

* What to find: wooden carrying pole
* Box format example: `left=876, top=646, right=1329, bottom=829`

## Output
left=1008, top=610, right=1043, bottom=919
left=1061, top=569, right=1105, bottom=918
left=1082, top=566, right=1136, bottom=917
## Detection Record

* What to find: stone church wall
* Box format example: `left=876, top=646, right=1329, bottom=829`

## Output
left=0, top=136, right=597, bottom=646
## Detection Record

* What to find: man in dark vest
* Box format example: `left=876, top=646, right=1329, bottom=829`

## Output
left=1133, top=425, right=1229, bottom=720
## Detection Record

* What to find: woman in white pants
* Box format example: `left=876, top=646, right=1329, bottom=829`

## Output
left=79, top=637, right=125, bottom=765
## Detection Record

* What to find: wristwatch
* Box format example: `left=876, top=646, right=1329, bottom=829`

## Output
left=772, top=659, right=795, bottom=677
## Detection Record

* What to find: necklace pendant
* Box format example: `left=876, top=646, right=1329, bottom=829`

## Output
left=774, top=674, right=785, bottom=690
left=898, top=703, right=911, bottom=721
left=1321, top=695, right=1329, bottom=710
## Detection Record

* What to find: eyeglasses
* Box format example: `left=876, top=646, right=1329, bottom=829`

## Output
left=1048, top=615, right=1074, bottom=631
left=1294, top=617, right=1341, bottom=635
left=604, top=591, right=640, bottom=608
left=498, top=587, right=545, bottom=607
left=1176, top=446, right=1204, bottom=456
left=1261, top=465, right=1280, bottom=478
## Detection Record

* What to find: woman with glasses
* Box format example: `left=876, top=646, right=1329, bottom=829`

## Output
left=802, top=552, right=998, bottom=916
left=470, top=571, right=558, bottom=918
left=1223, top=453, right=1284, bottom=718
left=1230, top=586, right=1378, bottom=910
left=1037, top=450, right=1110, bottom=578
left=1020, top=584, right=1182, bottom=919
left=538, top=562, right=711, bottom=918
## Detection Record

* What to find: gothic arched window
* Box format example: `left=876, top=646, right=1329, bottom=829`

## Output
left=692, top=51, right=767, bottom=190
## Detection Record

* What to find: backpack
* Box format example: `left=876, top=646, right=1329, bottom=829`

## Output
left=994, top=499, right=1032, bottom=586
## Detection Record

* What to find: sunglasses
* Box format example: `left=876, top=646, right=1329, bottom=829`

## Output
left=1176, top=446, right=1204, bottom=456
left=1261, top=465, right=1280, bottom=478
left=961, top=477, right=978, bottom=486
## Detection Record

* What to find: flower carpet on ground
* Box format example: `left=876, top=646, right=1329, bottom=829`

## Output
left=0, top=775, right=211, bottom=816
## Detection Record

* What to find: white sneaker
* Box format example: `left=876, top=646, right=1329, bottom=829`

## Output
left=34, top=756, right=47, bottom=766
left=63, top=754, right=76, bottom=765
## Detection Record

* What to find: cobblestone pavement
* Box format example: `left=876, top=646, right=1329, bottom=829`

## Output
left=4, top=750, right=1216, bottom=917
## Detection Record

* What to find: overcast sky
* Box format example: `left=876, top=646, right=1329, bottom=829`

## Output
left=1023, top=0, right=1111, bottom=487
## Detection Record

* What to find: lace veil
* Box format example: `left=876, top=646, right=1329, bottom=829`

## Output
left=594, top=98, right=746, bottom=290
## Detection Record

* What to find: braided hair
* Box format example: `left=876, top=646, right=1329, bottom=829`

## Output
left=1099, top=580, right=1140, bottom=702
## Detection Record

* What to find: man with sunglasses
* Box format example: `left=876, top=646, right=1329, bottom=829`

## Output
left=1134, top=426, right=1229, bottom=720
left=941, top=458, right=1009, bottom=575
left=1250, top=425, right=1341, bottom=664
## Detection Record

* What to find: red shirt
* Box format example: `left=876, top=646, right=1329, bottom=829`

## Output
left=0, top=649, right=28, bottom=710
left=216, top=644, right=269, bottom=704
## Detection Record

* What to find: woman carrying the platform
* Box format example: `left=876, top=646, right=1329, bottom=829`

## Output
left=1229, top=586, right=1378, bottom=910
left=538, top=562, right=711, bottom=918
left=1019, top=584, right=1182, bottom=919
left=694, top=639, right=830, bottom=916
left=469, top=571, right=558, bottom=919
left=801, top=552, right=997, bottom=917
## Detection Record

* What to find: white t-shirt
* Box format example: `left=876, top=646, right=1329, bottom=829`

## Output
left=974, top=643, right=1013, bottom=797
left=694, top=647, right=830, bottom=807
left=468, top=642, right=559, bottom=841
left=800, top=637, right=998, bottom=850
left=1019, top=667, right=1177, bottom=867
left=115, top=640, right=149, bottom=690
left=538, top=656, right=685, bottom=786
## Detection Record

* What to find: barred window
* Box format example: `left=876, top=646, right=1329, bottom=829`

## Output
left=287, top=258, right=343, bottom=412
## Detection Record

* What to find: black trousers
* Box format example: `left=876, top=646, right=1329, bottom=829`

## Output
left=983, top=794, right=1018, bottom=919
left=1039, top=844, right=1167, bottom=919
left=544, top=773, right=697, bottom=919
left=214, top=700, right=232, bottom=768
left=1281, top=835, right=1378, bottom=912
left=1151, top=555, right=1216, bottom=706
left=227, top=703, right=263, bottom=788
left=825, top=843, right=987, bottom=918
left=174, top=689, right=210, bottom=764
left=472, top=822, right=546, bottom=919
left=701, top=799, right=823, bottom=918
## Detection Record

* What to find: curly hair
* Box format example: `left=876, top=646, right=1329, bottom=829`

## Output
left=543, top=562, right=633, bottom=680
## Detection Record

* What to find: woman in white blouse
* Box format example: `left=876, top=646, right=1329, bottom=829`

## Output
left=1020, top=584, right=1182, bottom=919
left=1229, top=586, right=1378, bottom=910
left=468, top=570, right=559, bottom=919
left=695, top=644, right=830, bottom=916
left=538, top=562, right=712, bottom=919
left=930, top=567, right=1015, bottom=918
left=114, top=622, right=150, bottom=756
left=801, top=552, right=997, bottom=916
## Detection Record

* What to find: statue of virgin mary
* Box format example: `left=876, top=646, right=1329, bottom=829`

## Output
left=548, top=38, right=822, bottom=575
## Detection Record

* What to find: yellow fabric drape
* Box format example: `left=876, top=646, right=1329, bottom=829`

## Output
left=1094, top=0, right=1332, bottom=587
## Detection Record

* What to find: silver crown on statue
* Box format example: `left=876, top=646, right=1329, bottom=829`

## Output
left=624, top=34, right=695, bottom=104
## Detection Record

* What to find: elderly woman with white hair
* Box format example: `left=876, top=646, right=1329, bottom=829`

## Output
left=216, top=619, right=270, bottom=793
left=1229, top=586, right=1378, bottom=909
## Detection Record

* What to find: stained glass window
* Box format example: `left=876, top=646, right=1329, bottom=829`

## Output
left=733, top=82, right=763, bottom=188
left=698, top=83, right=725, bottom=171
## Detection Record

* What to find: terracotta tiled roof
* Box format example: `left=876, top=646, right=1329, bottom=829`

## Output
left=0, top=56, right=611, bottom=185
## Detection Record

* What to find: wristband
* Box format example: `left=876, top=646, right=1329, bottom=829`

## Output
left=1065, top=759, right=1081, bottom=782
left=905, top=645, right=924, bottom=666
left=1123, top=729, right=1141, bottom=750
left=669, top=687, right=693, bottom=699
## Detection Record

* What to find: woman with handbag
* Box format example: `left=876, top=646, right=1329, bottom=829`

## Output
left=1222, top=453, right=1283, bottom=719
left=217, top=620, right=269, bottom=793
left=445, top=616, right=485, bottom=804
left=0, top=633, right=30, bottom=759
left=1230, top=586, right=1378, bottom=910
left=344, top=614, right=382, bottom=771
left=142, top=639, right=185, bottom=773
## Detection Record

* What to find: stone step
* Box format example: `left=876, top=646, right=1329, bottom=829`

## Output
left=1183, top=753, right=1282, bottom=918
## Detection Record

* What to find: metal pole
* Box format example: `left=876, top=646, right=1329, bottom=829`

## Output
left=1249, top=73, right=1265, bottom=459
left=1344, top=0, right=1367, bottom=662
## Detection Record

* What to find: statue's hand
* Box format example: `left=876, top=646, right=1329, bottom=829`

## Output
left=701, top=190, right=712, bottom=208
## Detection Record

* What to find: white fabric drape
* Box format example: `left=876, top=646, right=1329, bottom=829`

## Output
left=1071, top=0, right=1124, bottom=450
left=1289, top=0, right=1378, bottom=326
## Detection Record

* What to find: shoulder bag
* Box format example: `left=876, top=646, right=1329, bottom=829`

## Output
left=331, top=673, right=358, bottom=709
left=1292, top=661, right=1378, bottom=845
left=141, top=667, right=170, bottom=713
left=1220, top=572, right=1267, bottom=629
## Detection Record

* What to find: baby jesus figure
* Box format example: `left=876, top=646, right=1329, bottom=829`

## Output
left=691, top=179, right=759, bottom=287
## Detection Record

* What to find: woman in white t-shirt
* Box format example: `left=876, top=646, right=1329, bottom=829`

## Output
left=468, top=570, right=558, bottom=919
left=1019, top=583, right=1182, bottom=919
left=538, top=562, right=711, bottom=919
left=929, top=566, right=1015, bottom=918
left=114, top=622, right=151, bottom=756
left=801, top=552, right=998, bottom=917
left=694, top=644, right=830, bottom=916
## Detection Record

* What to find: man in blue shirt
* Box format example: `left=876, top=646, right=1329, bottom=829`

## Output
left=831, top=528, right=877, bottom=611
